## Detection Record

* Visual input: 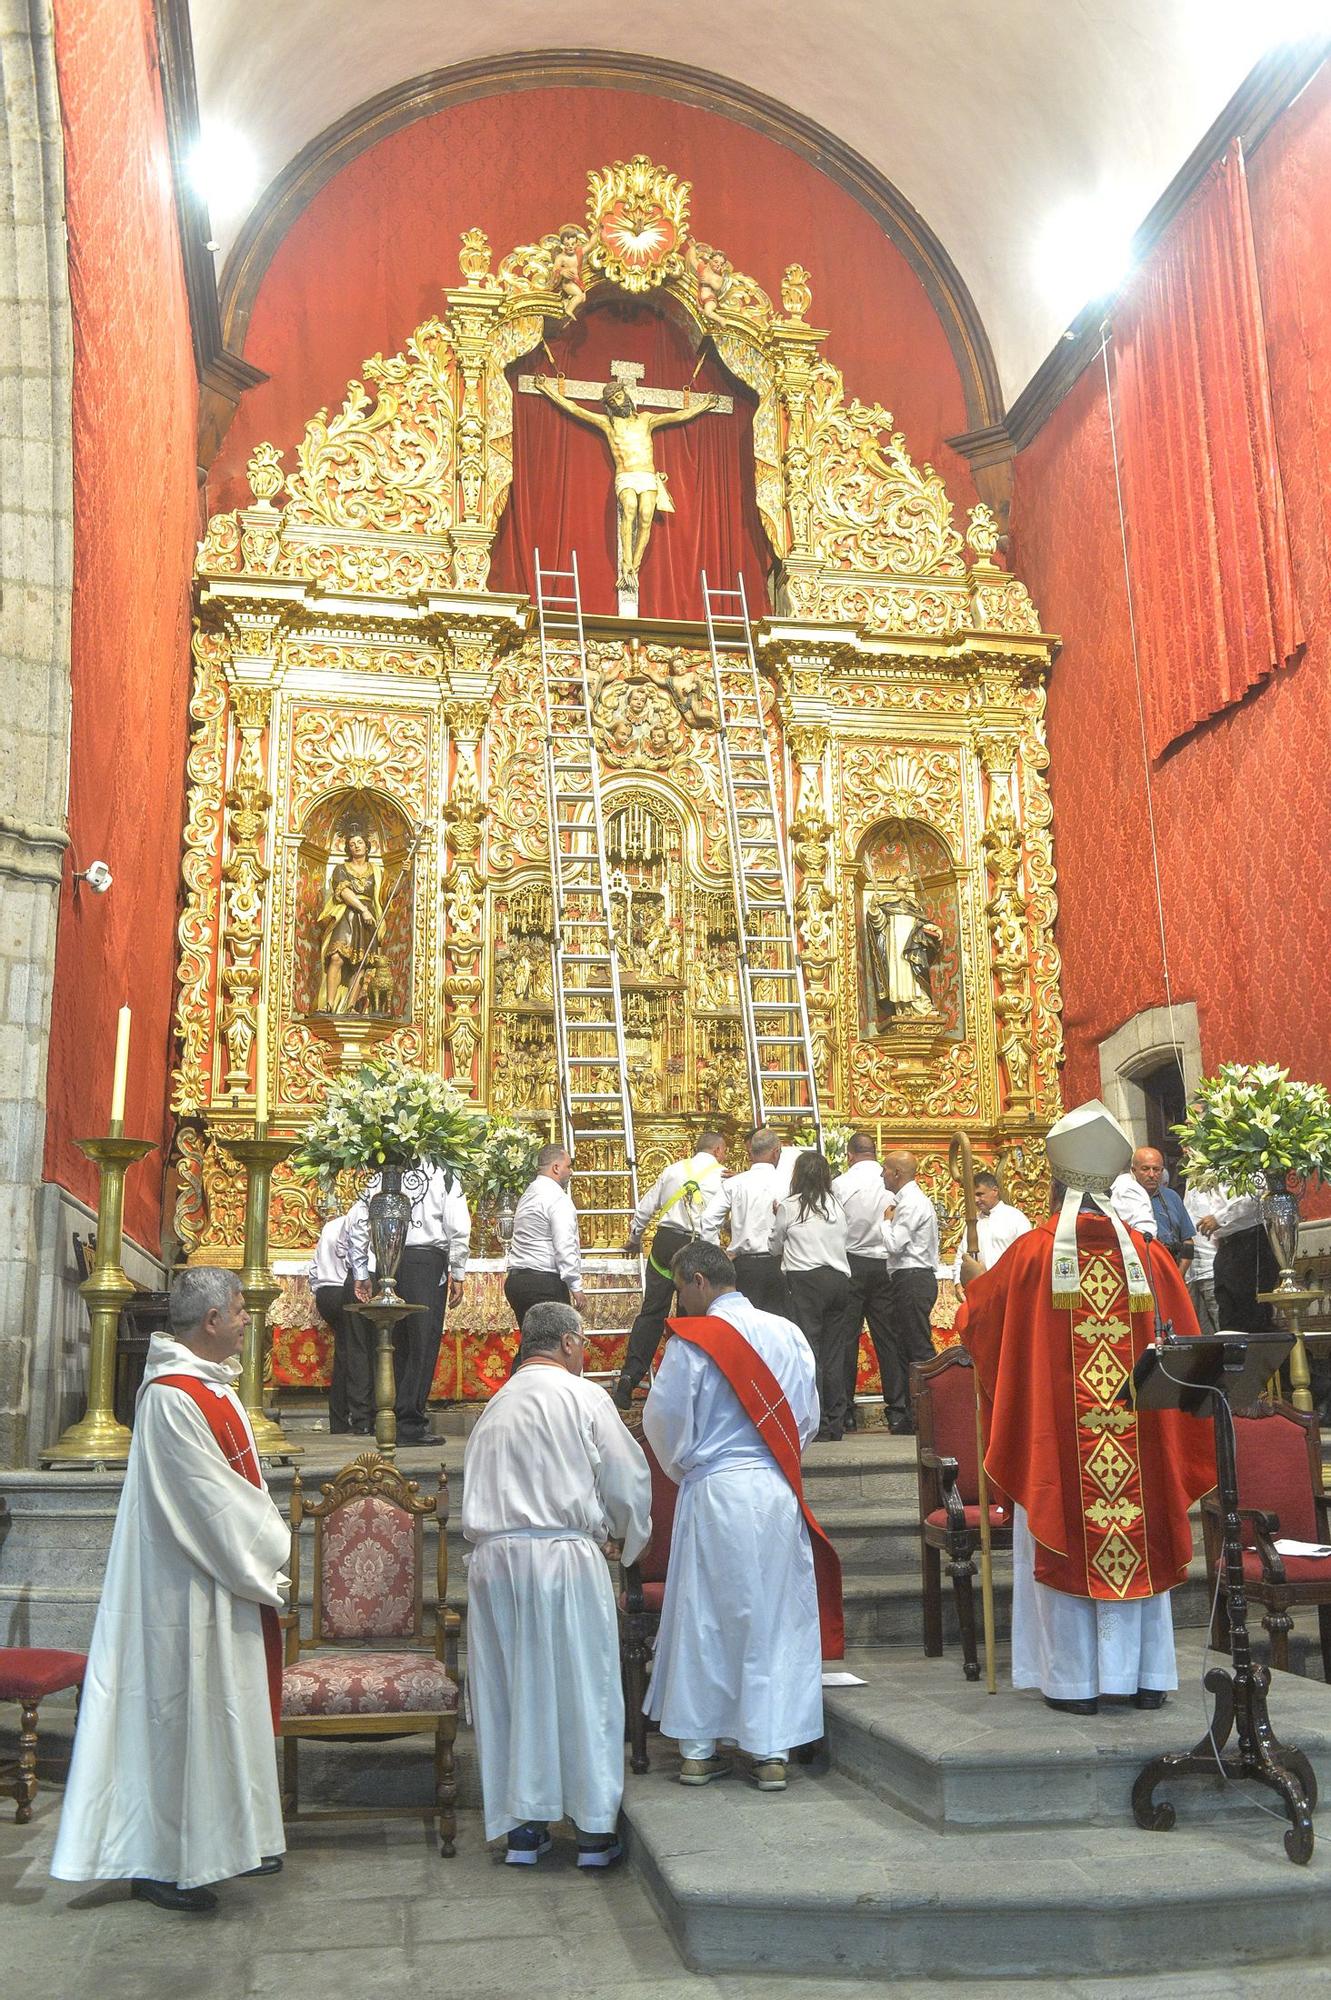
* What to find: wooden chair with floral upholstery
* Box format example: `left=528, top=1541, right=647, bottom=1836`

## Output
left=911, top=1346, right=1013, bottom=1681
left=619, top=1430, right=679, bottom=1774
left=1200, top=1399, right=1331, bottom=1678
left=279, top=1451, right=460, bottom=1854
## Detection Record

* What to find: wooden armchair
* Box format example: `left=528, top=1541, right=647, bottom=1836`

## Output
left=911, top=1346, right=1012, bottom=1681
left=1200, top=1400, right=1331, bottom=1679
left=279, top=1451, right=460, bottom=1854
left=0, top=1648, right=86, bottom=1823
left=619, top=1432, right=679, bottom=1775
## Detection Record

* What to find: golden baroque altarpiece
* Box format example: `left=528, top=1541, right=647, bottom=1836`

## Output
left=174, top=155, right=1062, bottom=1272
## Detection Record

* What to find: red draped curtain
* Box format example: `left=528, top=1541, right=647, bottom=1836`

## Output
left=489, top=294, right=771, bottom=620
left=1112, top=142, right=1303, bottom=760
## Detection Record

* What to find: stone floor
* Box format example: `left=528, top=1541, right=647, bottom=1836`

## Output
left=7, top=1787, right=1331, bottom=1999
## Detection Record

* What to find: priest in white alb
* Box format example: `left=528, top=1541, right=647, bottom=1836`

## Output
left=51, top=1268, right=290, bottom=1912
left=462, top=1300, right=651, bottom=1867
left=643, top=1240, right=843, bottom=1791
left=957, top=1102, right=1215, bottom=1713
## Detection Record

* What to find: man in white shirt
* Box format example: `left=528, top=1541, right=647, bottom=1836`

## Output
left=949, top=1171, right=1032, bottom=1280
left=1109, top=1163, right=1157, bottom=1240
left=699, top=1127, right=790, bottom=1316
left=831, top=1133, right=893, bottom=1433
left=463, top=1300, right=651, bottom=1868
left=881, top=1150, right=940, bottom=1435
left=1193, top=1185, right=1278, bottom=1333
left=1182, top=1176, right=1221, bottom=1335
left=613, top=1131, right=728, bottom=1410
left=52, top=1269, right=289, bottom=1911
left=348, top=1164, right=471, bottom=1444
left=308, top=1210, right=373, bottom=1435
left=644, top=1241, right=823, bottom=1791
left=505, top=1144, right=587, bottom=1334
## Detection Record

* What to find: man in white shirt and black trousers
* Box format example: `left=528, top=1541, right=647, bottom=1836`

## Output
left=881, top=1149, right=941, bottom=1435
left=308, top=1210, right=373, bottom=1435
left=700, top=1127, right=790, bottom=1317
left=505, top=1144, right=587, bottom=1332
left=613, top=1130, right=728, bottom=1411
left=348, top=1166, right=471, bottom=1445
left=832, top=1133, right=894, bottom=1434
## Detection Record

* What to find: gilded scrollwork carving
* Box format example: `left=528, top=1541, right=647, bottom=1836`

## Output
left=441, top=740, right=489, bottom=1092
left=979, top=737, right=1035, bottom=1117
left=288, top=708, right=431, bottom=828
left=838, top=744, right=963, bottom=856
left=218, top=683, right=272, bottom=1094
left=805, top=363, right=966, bottom=578
left=171, top=627, right=229, bottom=1115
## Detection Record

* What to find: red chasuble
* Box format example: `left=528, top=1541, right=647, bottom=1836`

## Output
left=666, top=1314, right=845, bottom=1658
left=958, top=1214, right=1216, bottom=1601
left=150, top=1374, right=285, bottom=1728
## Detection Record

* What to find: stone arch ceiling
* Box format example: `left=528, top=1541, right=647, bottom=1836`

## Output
left=190, top=0, right=1277, bottom=402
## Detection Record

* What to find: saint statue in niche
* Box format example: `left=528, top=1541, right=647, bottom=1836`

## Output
left=534, top=374, right=721, bottom=595
left=318, top=828, right=383, bottom=1014
left=861, top=866, right=944, bottom=1022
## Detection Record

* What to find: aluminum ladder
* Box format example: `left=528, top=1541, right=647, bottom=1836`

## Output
left=533, top=550, right=644, bottom=1334
left=701, top=571, right=821, bottom=1139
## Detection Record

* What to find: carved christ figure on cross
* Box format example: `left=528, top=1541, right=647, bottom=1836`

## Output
left=534, top=360, right=722, bottom=597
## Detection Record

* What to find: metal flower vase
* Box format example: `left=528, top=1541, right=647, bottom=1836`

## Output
left=1260, top=1169, right=1304, bottom=1297
left=368, top=1166, right=412, bottom=1305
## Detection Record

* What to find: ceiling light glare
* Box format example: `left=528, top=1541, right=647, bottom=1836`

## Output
left=1036, top=195, right=1138, bottom=325
left=186, top=125, right=259, bottom=220
left=1253, top=0, right=1331, bottom=45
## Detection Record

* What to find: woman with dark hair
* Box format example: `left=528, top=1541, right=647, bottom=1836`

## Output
left=771, top=1151, right=851, bottom=1441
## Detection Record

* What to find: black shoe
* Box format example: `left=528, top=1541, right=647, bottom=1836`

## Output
left=1133, top=1689, right=1167, bottom=1710
left=396, top=1422, right=432, bottom=1445
left=1043, top=1695, right=1098, bottom=1716
left=887, top=1414, right=914, bottom=1436
left=241, top=1856, right=283, bottom=1877
left=131, top=1878, right=219, bottom=1913
left=328, top=1422, right=351, bottom=1434
left=611, top=1378, right=634, bottom=1412
left=349, top=1421, right=374, bottom=1436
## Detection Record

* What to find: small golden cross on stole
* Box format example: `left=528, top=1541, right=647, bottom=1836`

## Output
left=520, top=359, right=732, bottom=614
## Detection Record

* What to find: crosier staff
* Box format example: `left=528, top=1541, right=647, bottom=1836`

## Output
left=950, top=1131, right=997, bottom=1695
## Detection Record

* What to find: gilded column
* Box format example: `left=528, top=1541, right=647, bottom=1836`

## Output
left=978, top=732, right=1035, bottom=1121
left=218, top=674, right=276, bottom=1103
left=770, top=266, right=829, bottom=619
left=444, top=231, right=508, bottom=594
left=786, top=724, right=838, bottom=1108
left=440, top=701, right=489, bottom=1095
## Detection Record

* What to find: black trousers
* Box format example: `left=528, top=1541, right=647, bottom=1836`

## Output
left=838, top=1254, right=895, bottom=1422
left=1214, top=1226, right=1278, bottom=1334
left=620, top=1225, right=693, bottom=1390
left=787, top=1266, right=852, bottom=1435
left=315, top=1278, right=374, bottom=1432
left=885, top=1267, right=938, bottom=1422
left=394, top=1243, right=448, bottom=1429
left=504, top=1266, right=571, bottom=1336
left=732, top=1251, right=791, bottom=1319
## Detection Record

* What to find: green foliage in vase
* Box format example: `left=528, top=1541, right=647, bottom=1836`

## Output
left=1172, top=1063, right=1331, bottom=1194
left=790, top=1124, right=853, bottom=1175
left=292, top=1058, right=488, bottom=1178
left=468, top=1122, right=544, bottom=1201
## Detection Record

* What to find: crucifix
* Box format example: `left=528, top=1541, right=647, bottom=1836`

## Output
left=518, top=358, right=732, bottom=613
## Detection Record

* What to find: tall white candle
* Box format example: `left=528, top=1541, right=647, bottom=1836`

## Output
left=255, top=1001, right=268, bottom=1126
left=110, top=1005, right=131, bottom=1127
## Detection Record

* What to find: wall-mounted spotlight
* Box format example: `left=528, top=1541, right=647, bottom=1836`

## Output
left=73, top=859, right=113, bottom=894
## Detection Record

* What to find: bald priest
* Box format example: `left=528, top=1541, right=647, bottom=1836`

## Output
left=957, top=1101, right=1215, bottom=1713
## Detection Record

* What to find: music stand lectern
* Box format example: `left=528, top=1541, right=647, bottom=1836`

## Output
left=1128, top=1330, right=1318, bottom=1864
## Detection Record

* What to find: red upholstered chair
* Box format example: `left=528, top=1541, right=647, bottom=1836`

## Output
left=279, top=1452, right=460, bottom=1854
left=619, top=1430, right=679, bottom=1775
left=1200, top=1400, right=1331, bottom=1678
left=0, top=1648, right=86, bottom=1823
left=911, top=1347, right=1013, bottom=1682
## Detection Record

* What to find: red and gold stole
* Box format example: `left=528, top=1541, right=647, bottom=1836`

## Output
left=149, top=1374, right=284, bottom=1728
left=666, top=1314, right=845, bottom=1659
left=1068, top=1248, right=1158, bottom=1600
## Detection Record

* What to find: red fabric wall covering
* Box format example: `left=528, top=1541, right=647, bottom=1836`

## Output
left=1011, top=61, right=1331, bottom=1109
left=210, top=86, right=978, bottom=527
left=46, top=0, right=200, bottom=1245
left=1113, top=145, right=1302, bottom=759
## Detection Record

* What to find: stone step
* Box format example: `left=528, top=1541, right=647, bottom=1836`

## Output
left=824, top=1641, right=1331, bottom=1829
left=620, top=1740, right=1331, bottom=1979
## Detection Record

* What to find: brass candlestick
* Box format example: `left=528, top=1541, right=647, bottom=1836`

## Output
left=223, top=1131, right=301, bottom=1458
left=1258, top=1286, right=1320, bottom=1415
left=45, top=1134, right=157, bottom=1465
left=358, top=1292, right=414, bottom=1459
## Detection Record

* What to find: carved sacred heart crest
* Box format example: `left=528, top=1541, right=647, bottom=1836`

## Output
left=586, top=154, right=690, bottom=292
